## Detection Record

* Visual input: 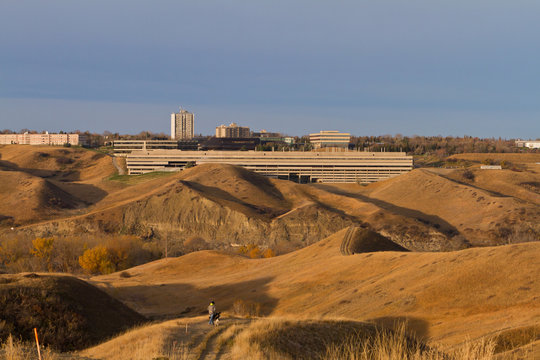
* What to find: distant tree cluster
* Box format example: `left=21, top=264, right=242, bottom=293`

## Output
left=236, top=244, right=276, bottom=259
left=349, top=135, right=531, bottom=156
left=0, top=234, right=159, bottom=275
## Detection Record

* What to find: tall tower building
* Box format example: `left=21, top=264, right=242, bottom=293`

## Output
left=170, top=108, right=194, bottom=140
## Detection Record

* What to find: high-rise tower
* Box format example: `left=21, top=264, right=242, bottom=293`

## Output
left=170, top=108, right=194, bottom=140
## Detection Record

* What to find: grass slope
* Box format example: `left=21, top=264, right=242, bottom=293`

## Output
left=93, top=229, right=540, bottom=346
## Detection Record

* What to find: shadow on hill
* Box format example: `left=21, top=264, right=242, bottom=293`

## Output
left=341, top=225, right=409, bottom=255
left=109, top=276, right=279, bottom=320
left=0, top=159, right=108, bottom=206
left=181, top=180, right=288, bottom=218
left=314, top=184, right=460, bottom=237
left=0, top=274, right=146, bottom=351
left=369, top=316, right=430, bottom=340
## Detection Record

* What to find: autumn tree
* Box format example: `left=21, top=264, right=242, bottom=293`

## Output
left=79, top=246, right=115, bottom=274
left=31, top=237, right=55, bottom=271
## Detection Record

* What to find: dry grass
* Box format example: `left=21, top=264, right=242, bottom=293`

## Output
left=0, top=335, right=58, bottom=360
left=325, top=324, right=496, bottom=360
left=229, top=318, right=499, bottom=360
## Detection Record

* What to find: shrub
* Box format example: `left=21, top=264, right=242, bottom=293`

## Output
left=248, top=247, right=261, bottom=259
left=119, top=271, right=131, bottom=278
left=462, top=169, right=475, bottom=180
left=262, top=248, right=276, bottom=258
left=183, top=236, right=209, bottom=252
left=55, top=157, right=73, bottom=165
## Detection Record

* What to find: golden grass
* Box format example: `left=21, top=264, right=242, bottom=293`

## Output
left=107, top=171, right=177, bottom=185
left=0, top=335, right=58, bottom=360
left=228, top=318, right=499, bottom=360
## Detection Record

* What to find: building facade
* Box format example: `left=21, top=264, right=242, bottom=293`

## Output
left=171, top=109, right=194, bottom=140
left=215, top=123, right=251, bottom=138
left=309, top=130, right=351, bottom=149
left=0, top=132, right=88, bottom=146
left=515, top=140, right=540, bottom=149
left=113, top=140, right=180, bottom=156
left=126, top=150, right=413, bottom=183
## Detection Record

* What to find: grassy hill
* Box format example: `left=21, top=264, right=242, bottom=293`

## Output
left=92, top=229, right=539, bottom=349
left=0, top=273, right=146, bottom=351
left=1, top=146, right=538, bottom=252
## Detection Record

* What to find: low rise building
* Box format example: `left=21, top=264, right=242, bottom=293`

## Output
left=0, top=132, right=87, bottom=146
left=515, top=140, right=540, bottom=149
left=309, top=130, right=351, bottom=149
left=126, top=149, right=413, bottom=183
left=113, top=140, right=180, bottom=156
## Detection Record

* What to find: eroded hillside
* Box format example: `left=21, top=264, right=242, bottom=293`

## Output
left=1, top=145, right=539, bottom=252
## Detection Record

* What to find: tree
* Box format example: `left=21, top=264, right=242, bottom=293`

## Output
left=31, top=237, right=55, bottom=271
left=79, top=246, right=115, bottom=274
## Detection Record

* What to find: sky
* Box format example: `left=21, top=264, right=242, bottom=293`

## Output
left=1, top=0, right=539, bottom=138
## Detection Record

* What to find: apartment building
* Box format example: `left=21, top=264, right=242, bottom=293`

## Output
left=215, top=123, right=251, bottom=138
left=0, top=132, right=88, bottom=146
left=171, top=108, right=194, bottom=140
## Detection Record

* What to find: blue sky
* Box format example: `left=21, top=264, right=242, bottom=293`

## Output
left=1, top=0, right=539, bottom=138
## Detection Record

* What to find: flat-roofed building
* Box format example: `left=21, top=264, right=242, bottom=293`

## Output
left=126, top=150, right=413, bottom=183
left=216, top=123, right=251, bottom=138
left=113, top=140, right=179, bottom=156
left=515, top=140, right=540, bottom=149
left=0, top=132, right=87, bottom=146
left=171, top=108, right=194, bottom=140
left=309, top=130, right=351, bottom=149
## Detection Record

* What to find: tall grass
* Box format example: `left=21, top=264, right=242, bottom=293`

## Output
left=1, top=335, right=57, bottom=360
left=230, top=318, right=499, bottom=360
left=324, top=324, right=496, bottom=360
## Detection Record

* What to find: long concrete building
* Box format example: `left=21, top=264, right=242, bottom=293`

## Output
left=113, top=140, right=179, bottom=156
left=126, top=150, right=413, bottom=183
left=0, top=132, right=87, bottom=146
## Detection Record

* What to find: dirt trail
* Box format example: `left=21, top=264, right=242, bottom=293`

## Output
left=111, top=156, right=125, bottom=175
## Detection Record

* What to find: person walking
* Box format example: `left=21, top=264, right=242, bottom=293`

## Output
left=208, top=300, right=216, bottom=325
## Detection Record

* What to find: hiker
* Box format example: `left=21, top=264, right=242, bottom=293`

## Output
left=208, top=300, right=217, bottom=325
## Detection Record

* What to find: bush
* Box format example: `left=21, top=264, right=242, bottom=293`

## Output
left=183, top=236, right=209, bottom=252
left=55, top=157, right=73, bottom=165
left=262, top=248, right=276, bottom=258
left=119, top=271, right=131, bottom=278
left=462, top=169, right=475, bottom=180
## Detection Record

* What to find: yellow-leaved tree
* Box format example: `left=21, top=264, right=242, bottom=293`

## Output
left=31, top=237, right=55, bottom=271
left=78, top=246, right=116, bottom=274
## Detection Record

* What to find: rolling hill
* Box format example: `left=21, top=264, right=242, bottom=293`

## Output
left=1, top=145, right=539, bottom=252
left=90, top=228, right=539, bottom=354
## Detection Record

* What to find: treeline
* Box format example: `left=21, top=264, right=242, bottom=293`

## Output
left=0, top=234, right=160, bottom=275
left=349, top=135, right=534, bottom=156
left=0, top=234, right=280, bottom=275
left=2, top=129, right=536, bottom=156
